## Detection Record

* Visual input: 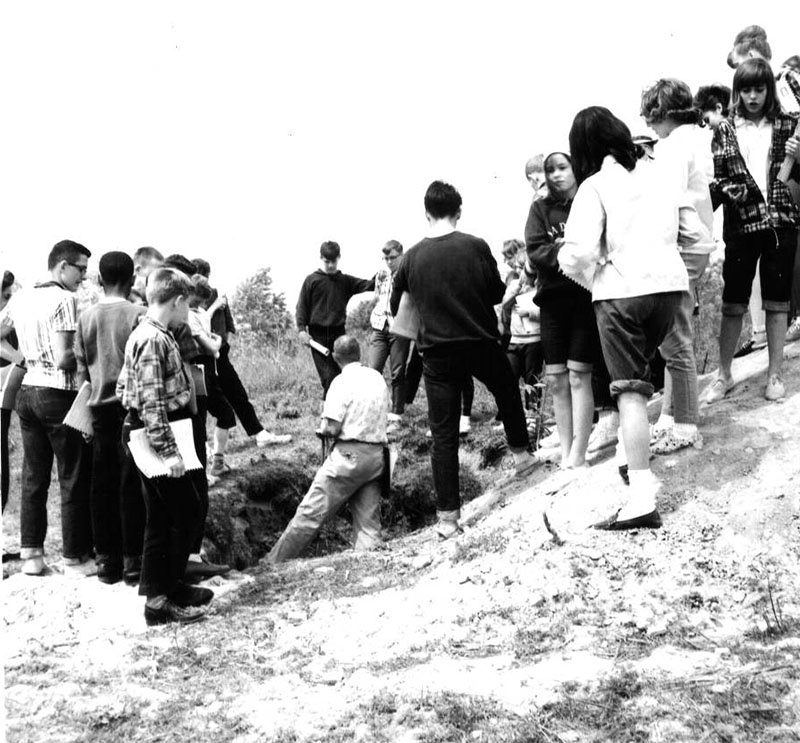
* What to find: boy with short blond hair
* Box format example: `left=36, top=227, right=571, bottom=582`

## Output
left=117, top=267, right=211, bottom=625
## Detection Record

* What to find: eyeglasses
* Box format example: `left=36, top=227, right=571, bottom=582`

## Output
left=383, top=254, right=400, bottom=262
left=67, top=262, right=88, bottom=275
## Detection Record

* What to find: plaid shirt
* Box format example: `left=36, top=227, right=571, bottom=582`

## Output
left=369, top=267, right=396, bottom=330
left=116, top=316, right=192, bottom=459
left=0, top=283, right=78, bottom=390
left=710, top=113, right=800, bottom=235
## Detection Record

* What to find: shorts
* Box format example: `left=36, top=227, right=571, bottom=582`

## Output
left=721, top=227, right=798, bottom=315
left=594, top=292, right=681, bottom=398
left=539, top=292, right=599, bottom=375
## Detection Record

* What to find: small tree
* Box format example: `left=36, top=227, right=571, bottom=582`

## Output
left=232, top=267, right=293, bottom=343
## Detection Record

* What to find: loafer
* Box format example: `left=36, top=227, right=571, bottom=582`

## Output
left=172, top=581, right=214, bottom=607
left=184, top=559, right=231, bottom=583
left=144, top=600, right=206, bottom=626
left=592, top=509, right=662, bottom=531
left=123, top=556, right=142, bottom=586
left=255, top=430, right=292, bottom=447
left=96, top=557, right=123, bottom=585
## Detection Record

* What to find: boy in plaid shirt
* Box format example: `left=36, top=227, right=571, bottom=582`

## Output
left=117, top=268, right=212, bottom=625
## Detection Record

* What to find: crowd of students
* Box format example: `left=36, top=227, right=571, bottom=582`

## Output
left=1, top=24, right=798, bottom=625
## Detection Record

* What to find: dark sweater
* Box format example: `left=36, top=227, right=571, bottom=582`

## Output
left=390, top=231, right=504, bottom=351
left=525, top=194, right=588, bottom=306
left=75, top=300, right=146, bottom=406
left=296, top=270, right=374, bottom=331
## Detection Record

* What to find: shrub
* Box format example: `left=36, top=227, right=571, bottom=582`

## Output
left=232, top=267, right=293, bottom=343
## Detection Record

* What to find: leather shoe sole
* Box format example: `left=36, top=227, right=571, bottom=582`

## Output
left=144, top=601, right=206, bottom=626
left=593, top=509, right=662, bottom=531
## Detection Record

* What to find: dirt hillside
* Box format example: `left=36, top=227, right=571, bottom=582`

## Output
left=4, top=347, right=800, bottom=743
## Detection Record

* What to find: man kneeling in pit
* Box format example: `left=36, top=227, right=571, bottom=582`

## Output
left=268, top=335, right=389, bottom=563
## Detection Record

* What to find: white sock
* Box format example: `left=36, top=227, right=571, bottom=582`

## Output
left=187, top=553, right=203, bottom=563
left=655, top=414, right=674, bottom=430
left=614, top=426, right=627, bottom=467
left=618, top=469, right=659, bottom=519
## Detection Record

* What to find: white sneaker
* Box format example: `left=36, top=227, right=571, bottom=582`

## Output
left=255, top=430, right=292, bottom=447
left=786, top=318, right=800, bottom=343
left=63, top=555, right=98, bottom=578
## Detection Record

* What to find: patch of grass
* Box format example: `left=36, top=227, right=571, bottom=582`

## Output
left=450, top=527, right=509, bottom=564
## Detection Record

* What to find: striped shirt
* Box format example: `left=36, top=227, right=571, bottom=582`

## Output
left=369, top=267, right=396, bottom=330
left=0, top=282, right=78, bottom=390
left=116, top=316, right=192, bottom=458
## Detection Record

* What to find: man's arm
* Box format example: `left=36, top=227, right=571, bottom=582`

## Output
left=296, top=276, right=312, bottom=346
left=53, top=331, right=77, bottom=370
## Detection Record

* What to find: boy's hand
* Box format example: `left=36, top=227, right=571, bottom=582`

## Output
left=164, top=455, right=186, bottom=478
left=723, top=183, right=747, bottom=203
left=298, top=330, right=311, bottom=347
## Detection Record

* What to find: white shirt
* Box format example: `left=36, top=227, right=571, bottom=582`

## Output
left=653, top=124, right=715, bottom=252
left=558, top=156, right=714, bottom=301
left=323, top=362, right=389, bottom=444
left=734, top=115, right=773, bottom=202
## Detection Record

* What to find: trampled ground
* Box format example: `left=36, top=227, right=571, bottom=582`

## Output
left=3, top=345, right=800, bottom=743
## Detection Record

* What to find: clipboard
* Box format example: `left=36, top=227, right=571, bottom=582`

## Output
left=63, top=381, right=94, bottom=436
left=127, top=418, right=203, bottom=478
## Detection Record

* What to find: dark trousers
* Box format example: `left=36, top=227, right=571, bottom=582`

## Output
left=137, top=470, right=199, bottom=599
left=309, top=326, right=344, bottom=398
left=423, top=342, right=529, bottom=513
left=16, top=386, right=92, bottom=558
left=90, top=403, right=146, bottom=562
left=405, top=343, right=423, bottom=405
left=191, top=397, right=210, bottom=554
left=202, top=349, right=239, bottom=431
left=368, top=327, right=411, bottom=414
left=1, top=408, right=10, bottom=512
left=216, top=344, right=263, bottom=436
left=506, top=341, right=544, bottom=410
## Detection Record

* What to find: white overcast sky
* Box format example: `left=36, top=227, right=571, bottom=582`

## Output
left=1, top=2, right=797, bottom=306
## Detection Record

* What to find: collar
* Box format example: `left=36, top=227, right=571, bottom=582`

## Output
left=734, top=114, right=771, bottom=129
left=99, top=296, right=127, bottom=304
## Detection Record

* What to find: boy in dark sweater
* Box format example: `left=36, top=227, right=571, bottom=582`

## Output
left=390, top=181, right=537, bottom=539
left=296, top=241, right=374, bottom=397
left=75, top=252, right=146, bottom=585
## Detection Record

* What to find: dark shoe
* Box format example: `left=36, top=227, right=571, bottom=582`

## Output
left=172, top=580, right=214, bottom=607
left=123, top=556, right=142, bottom=586
left=733, top=333, right=766, bottom=359
left=144, top=600, right=206, bottom=627
left=592, top=509, right=662, bottom=531
left=96, top=557, right=123, bottom=585
left=2, top=551, right=21, bottom=563
left=618, top=465, right=630, bottom=485
left=184, top=559, right=231, bottom=583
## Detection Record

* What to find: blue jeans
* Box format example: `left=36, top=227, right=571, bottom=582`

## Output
left=16, top=386, right=92, bottom=558
left=423, top=342, right=529, bottom=513
left=368, top=327, right=410, bottom=414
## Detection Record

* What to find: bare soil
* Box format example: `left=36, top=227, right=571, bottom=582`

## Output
left=3, top=346, right=800, bottom=743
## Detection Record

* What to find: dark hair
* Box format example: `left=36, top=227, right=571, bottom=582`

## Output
left=640, top=79, right=701, bottom=125
left=98, top=251, right=134, bottom=287
left=47, top=240, right=91, bottom=270
left=727, top=25, right=772, bottom=68
left=424, top=180, right=462, bottom=219
left=192, top=258, right=211, bottom=277
left=332, top=334, right=360, bottom=364
left=189, top=273, right=213, bottom=304
left=381, top=240, right=403, bottom=256
left=693, top=83, right=732, bottom=117
left=732, top=58, right=780, bottom=120
left=568, top=107, right=637, bottom=185
left=2, top=271, right=14, bottom=291
left=133, top=246, right=164, bottom=266
left=163, top=254, right=197, bottom=277
left=782, top=55, right=800, bottom=74
left=319, top=241, right=341, bottom=260
left=146, top=267, right=192, bottom=305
